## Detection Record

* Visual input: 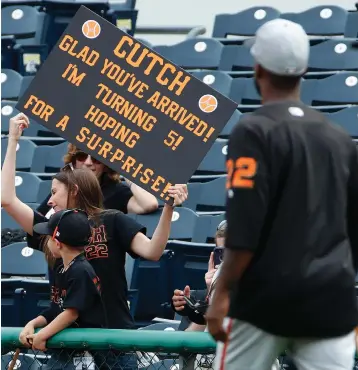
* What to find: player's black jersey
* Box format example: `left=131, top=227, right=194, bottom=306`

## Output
left=226, top=100, right=358, bottom=338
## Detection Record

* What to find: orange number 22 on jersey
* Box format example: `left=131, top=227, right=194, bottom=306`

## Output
left=226, top=157, right=257, bottom=189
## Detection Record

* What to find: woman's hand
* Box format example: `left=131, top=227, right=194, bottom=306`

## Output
left=19, top=324, right=35, bottom=348
left=9, top=113, right=30, bottom=141
left=167, top=184, right=188, bottom=207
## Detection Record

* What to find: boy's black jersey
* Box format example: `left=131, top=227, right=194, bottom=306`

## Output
left=42, top=254, right=106, bottom=328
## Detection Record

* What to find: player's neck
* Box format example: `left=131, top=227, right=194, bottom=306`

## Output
left=261, top=89, right=301, bottom=105
left=61, top=249, right=82, bottom=271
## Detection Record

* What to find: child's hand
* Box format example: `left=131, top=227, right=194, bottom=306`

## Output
left=19, top=324, right=35, bottom=348
left=26, top=333, right=47, bottom=352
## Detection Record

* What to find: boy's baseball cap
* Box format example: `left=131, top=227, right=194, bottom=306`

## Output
left=245, top=19, right=310, bottom=76
left=33, top=209, right=92, bottom=247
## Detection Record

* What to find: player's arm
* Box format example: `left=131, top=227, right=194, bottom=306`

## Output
left=215, top=121, right=270, bottom=294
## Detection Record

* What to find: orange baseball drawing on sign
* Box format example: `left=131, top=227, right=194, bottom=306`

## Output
left=198, top=94, right=218, bottom=113
left=82, top=20, right=101, bottom=39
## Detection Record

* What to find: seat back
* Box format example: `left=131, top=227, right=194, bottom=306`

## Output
left=309, top=40, right=358, bottom=71
left=1, top=137, right=37, bottom=171
left=154, top=38, right=224, bottom=70
left=281, top=6, right=348, bottom=35
left=213, top=6, right=280, bottom=37
left=191, top=71, right=233, bottom=97
left=1, top=69, right=22, bottom=100
left=1, top=242, right=47, bottom=277
left=311, top=72, right=358, bottom=106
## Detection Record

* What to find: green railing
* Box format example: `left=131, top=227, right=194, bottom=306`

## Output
left=2, top=327, right=216, bottom=351
left=2, top=327, right=218, bottom=370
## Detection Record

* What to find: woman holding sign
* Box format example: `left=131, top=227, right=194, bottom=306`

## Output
left=37, top=143, right=159, bottom=218
left=2, top=113, right=188, bottom=369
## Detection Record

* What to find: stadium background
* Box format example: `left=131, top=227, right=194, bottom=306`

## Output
left=1, top=0, right=358, bottom=369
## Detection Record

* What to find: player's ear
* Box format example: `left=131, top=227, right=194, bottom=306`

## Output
left=254, top=64, right=263, bottom=81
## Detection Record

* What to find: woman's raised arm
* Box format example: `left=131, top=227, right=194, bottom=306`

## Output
left=1, top=113, right=36, bottom=235
left=130, top=184, right=188, bottom=260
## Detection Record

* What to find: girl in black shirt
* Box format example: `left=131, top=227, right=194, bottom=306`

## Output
left=2, top=114, right=188, bottom=366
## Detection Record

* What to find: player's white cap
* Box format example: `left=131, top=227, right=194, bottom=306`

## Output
left=245, top=19, right=310, bottom=76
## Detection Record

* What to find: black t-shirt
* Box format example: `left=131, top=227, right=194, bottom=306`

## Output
left=29, top=209, right=145, bottom=329
left=37, top=175, right=133, bottom=215
left=225, top=101, right=358, bottom=338
left=41, top=254, right=106, bottom=328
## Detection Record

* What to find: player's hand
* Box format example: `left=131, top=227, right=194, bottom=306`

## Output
left=172, top=285, right=190, bottom=311
left=206, top=292, right=230, bottom=343
left=19, top=324, right=35, bottom=348
left=167, top=184, right=188, bottom=207
left=205, top=253, right=217, bottom=290
left=26, top=332, right=47, bottom=352
left=9, top=113, right=30, bottom=141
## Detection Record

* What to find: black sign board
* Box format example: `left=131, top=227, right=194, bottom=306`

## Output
left=17, top=6, right=238, bottom=203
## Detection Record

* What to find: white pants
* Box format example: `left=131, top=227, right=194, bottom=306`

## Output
left=214, top=318, right=356, bottom=370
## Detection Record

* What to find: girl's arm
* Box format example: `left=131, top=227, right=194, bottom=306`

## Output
left=1, top=113, right=35, bottom=235
left=125, top=178, right=159, bottom=214
left=130, top=184, right=188, bottom=261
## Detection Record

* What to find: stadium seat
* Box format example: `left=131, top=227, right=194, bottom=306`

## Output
left=130, top=250, right=174, bottom=323
left=31, top=141, right=68, bottom=174
left=37, top=179, right=52, bottom=203
left=1, top=137, right=37, bottom=171
left=19, top=75, right=34, bottom=97
left=309, top=40, right=358, bottom=71
left=325, top=106, right=358, bottom=137
left=191, top=71, right=233, bottom=97
left=1, top=209, right=21, bottom=230
left=167, top=240, right=213, bottom=291
left=197, top=139, right=227, bottom=174
left=280, top=6, right=348, bottom=36
left=229, top=77, right=261, bottom=105
left=14, top=171, right=41, bottom=203
left=1, top=69, right=22, bottom=100
left=154, top=38, right=224, bottom=70
left=1, top=100, right=20, bottom=134
left=185, top=176, right=227, bottom=212
left=135, top=207, right=199, bottom=241
left=212, top=6, right=281, bottom=37
left=1, top=5, right=45, bottom=45
left=310, top=72, right=358, bottom=106
left=219, top=109, right=243, bottom=138
left=220, top=45, right=255, bottom=72
left=1, top=242, right=47, bottom=277
left=139, top=322, right=180, bottom=331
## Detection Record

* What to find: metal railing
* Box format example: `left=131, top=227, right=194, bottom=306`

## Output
left=2, top=327, right=216, bottom=369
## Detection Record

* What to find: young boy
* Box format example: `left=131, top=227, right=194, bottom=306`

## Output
left=19, top=209, right=106, bottom=353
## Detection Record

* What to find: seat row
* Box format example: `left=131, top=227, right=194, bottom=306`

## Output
left=212, top=5, right=358, bottom=38
left=154, top=38, right=358, bottom=72
left=3, top=69, right=358, bottom=109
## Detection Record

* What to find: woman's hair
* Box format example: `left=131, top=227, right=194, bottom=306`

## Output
left=53, top=168, right=104, bottom=214
left=42, top=168, right=104, bottom=265
left=63, top=143, right=120, bottom=182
